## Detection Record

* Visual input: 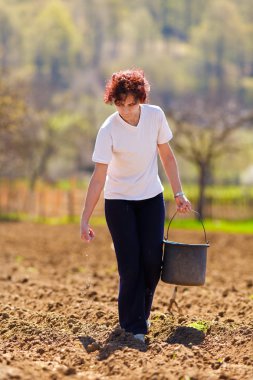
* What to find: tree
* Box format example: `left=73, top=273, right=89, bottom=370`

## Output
left=31, top=0, right=81, bottom=87
left=167, top=103, right=253, bottom=219
left=0, top=3, right=20, bottom=74
left=0, top=81, right=27, bottom=176
left=190, top=0, right=251, bottom=104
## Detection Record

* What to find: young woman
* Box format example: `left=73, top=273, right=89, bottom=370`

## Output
left=80, top=69, right=191, bottom=343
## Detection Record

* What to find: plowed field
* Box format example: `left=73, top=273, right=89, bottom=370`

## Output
left=0, top=222, right=252, bottom=380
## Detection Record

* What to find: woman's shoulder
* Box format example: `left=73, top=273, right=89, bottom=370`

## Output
left=142, top=104, right=164, bottom=114
left=100, top=111, right=118, bottom=131
left=142, top=104, right=165, bottom=121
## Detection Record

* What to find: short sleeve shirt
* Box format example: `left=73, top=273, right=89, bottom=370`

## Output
left=92, top=104, right=173, bottom=200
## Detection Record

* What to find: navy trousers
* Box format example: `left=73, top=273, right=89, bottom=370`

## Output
left=105, top=192, right=165, bottom=334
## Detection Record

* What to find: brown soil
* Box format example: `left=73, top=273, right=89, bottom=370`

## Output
left=0, top=222, right=252, bottom=380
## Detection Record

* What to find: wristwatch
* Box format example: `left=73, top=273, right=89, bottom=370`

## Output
left=174, top=191, right=185, bottom=198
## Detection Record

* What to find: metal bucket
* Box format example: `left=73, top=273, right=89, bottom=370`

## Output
left=161, top=210, right=210, bottom=286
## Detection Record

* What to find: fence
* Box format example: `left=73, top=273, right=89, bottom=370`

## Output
left=0, top=180, right=103, bottom=220
left=0, top=180, right=253, bottom=221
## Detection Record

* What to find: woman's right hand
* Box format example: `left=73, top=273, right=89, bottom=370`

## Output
left=80, top=220, right=95, bottom=243
left=80, top=163, right=107, bottom=243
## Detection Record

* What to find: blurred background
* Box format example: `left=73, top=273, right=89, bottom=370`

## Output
left=0, top=0, right=253, bottom=226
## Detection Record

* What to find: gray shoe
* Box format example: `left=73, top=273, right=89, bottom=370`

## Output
left=133, top=333, right=145, bottom=343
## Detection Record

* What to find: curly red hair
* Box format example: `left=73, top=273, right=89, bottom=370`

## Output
left=104, top=69, right=150, bottom=104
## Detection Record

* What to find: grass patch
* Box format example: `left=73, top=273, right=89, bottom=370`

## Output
left=163, top=184, right=253, bottom=201
left=15, top=255, right=24, bottom=263
left=90, top=215, right=107, bottom=226
left=1, top=212, right=252, bottom=234
left=0, top=213, right=23, bottom=222
left=35, top=215, right=79, bottom=225
left=187, top=320, right=210, bottom=334
left=0, top=213, right=80, bottom=225
left=165, top=218, right=253, bottom=234
left=152, top=311, right=167, bottom=321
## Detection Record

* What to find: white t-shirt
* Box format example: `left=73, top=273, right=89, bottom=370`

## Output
left=92, top=104, right=173, bottom=200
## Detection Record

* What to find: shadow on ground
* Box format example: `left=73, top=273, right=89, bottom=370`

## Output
left=166, top=326, right=205, bottom=347
left=77, top=327, right=147, bottom=360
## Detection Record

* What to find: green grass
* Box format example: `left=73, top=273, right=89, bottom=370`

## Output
left=1, top=212, right=253, bottom=233
left=0, top=213, right=23, bottom=222
left=164, top=218, right=253, bottom=234
left=0, top=213, right=79, bottom=225
left=187, top=320, right=210, bottom=334
left=163, top=184, right=253, bottom=201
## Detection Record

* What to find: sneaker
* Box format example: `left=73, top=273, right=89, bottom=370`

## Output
left=146, top=319, right=151, bottom=329
left=133, top=333, right=145, bottom=343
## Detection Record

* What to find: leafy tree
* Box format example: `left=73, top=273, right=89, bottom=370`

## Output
left=140, top=0, right=209, bottom=40
left=31, top=0, right=81, bottom=86
left=190, top=0, right=251, bottom=103
left=0, top=3, right=20, bottom=74
left=0, top=0, right=253, bottom=188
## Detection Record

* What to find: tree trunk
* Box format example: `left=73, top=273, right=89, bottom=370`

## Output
left=197, top=161, right=209, bottom=220
left=28, top=143, right=54, bottom=191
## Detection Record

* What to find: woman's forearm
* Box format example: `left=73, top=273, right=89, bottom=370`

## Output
left=161, top=151, right=183, bottom=196
left=158, top=143, right=191, bottom=213
left=81, top=175, right=105, bottom=223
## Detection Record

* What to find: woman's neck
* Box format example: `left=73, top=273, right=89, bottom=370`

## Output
left=119, top=107, right=141, bottom=127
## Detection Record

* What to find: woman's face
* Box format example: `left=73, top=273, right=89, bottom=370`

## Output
left=114, top=94, right=140, bottom=118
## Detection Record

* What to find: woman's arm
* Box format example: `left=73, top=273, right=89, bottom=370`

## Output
left=158, top=142, right=191, bottom=213
left=80, top=163, right=108, bottom=242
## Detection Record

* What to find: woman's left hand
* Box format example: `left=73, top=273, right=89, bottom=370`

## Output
left=175, top=195, right=192, bottom=213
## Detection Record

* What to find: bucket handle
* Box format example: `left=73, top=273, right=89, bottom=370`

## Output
left=165, top=210, right=209, bottom=244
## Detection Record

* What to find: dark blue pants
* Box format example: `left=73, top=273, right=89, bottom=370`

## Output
left=105, top=193, right=165, bottom=334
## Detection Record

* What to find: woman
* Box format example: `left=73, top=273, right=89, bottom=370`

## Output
left=80, top=69, right=191, bottom=343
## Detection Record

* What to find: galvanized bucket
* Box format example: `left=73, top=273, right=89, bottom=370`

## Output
left=161, top=210, right=210, bottom=286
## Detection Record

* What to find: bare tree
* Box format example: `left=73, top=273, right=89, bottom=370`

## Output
left=23, top=111, right=57, bottom=191
left=167, top=104, right=253, bottom=219
left=0, top=81, right=28, bottom=176
left=0, top=81, right=57, bottom=191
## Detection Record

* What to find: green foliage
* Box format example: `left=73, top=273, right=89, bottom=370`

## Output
left=0, top=0, right=252, bottom=101
left=241, top=77, right=253, bottom=105
left=190, top=0, right=250, bottom=97
left=0, top=0, right=253, bottom=185
left=30, top=0, right=82, bottom=84
left=187, top=320, right=210, bottom=334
